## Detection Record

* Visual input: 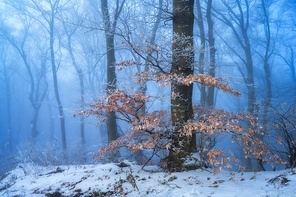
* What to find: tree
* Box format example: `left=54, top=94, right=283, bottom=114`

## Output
left=100, top=0, right=125, bottom=143
left=82, top=0, right=273, bottom=172
left=195, top=0, right=216, bottom=107
left=0, top=17, right=48, bottom=145
left=206, top=0, right=216, bottom=107
left=214, top=0, right=256, bottom=170
left=28, top=0, right=68, bottom=155
left=269, top=104, right=296, bottom=168
left=253, top=0, right=275, bottom=170
left=196, top=0, right=207, bottom=106
left=60, top=3, right=86, bottom=161
left=167, top=0, right=196, bottom=171
left=0, top=43, right=14, bottom=153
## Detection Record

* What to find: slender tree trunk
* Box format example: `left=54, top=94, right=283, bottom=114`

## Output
left=101, top=0, right=125, bottom=143
left=168, top=0, right=196, bottom=172
left=245, top=42, right=255, bottom=171
left=216, top=0, right=256, bottom=171
left=49, top=9, right=67, bottom=157
left=288, top=47, right=296, bottom=102
left=31, top=110, right=39, bottom=143
left=47, top=96, right=55, bottom=143
left=290, top=49, right=295, bottom=82
left=196, top=0, right=206, bottom=106
left=206, top=0, right=216, bottom=107
left=135, top=0, right=163, bottom=164
left=257, top=0, right=272, bottom=171
left=4, top=68, right=12, bottom=153
left=78, top=70, right=86, bottom=154
left=64, top=30, right=86, bottom=161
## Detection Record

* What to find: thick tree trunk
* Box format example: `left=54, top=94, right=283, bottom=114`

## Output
left=168, top=0, right=196, bottom=172
left=105, top=35, right=118, bottom=142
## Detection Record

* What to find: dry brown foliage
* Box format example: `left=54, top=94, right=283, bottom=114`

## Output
left=82, top=88, right=272, bottom=170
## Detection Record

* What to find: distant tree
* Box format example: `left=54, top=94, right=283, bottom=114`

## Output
left=0, top=43, right=14, bottom=153
left=269, top=104, right=296, bottom=168
left=0, top=17, right=48, bottom=145
left=27, top=0, right=68, bottom=156
left=253, top=0, right=275, bottom=170
left=100, top=0, right=125, bottom=144
left=206, top=0, right=216, bottom=107
left=60, top=2, right=86, bottom=161
left=214, top=0, right=256, bottom=171
left=196, top=0, right=207, bottom=106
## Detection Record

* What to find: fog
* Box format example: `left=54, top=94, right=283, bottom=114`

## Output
left=0, top=0, right=295, bottom=175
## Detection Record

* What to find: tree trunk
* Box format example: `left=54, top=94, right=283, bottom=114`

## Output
left=196, top=0, right=206, bottom=106
left=3, top=66, right=12, bottom=153
left=206, top=0, right=216, bottom=107
left=257, top=0, right=272, bottom=171
left=78, top=69, right=86, bottom=157
left=245, top=38, right=255, bottom=172
left=216, top=0, right=256, bottom=171
left=63, top=27, right=86, bottom=161
left=105, top=34, right=118, bottom=142
left=49, top=8, right=67, bottom=157
left=168, top=0, right=196, bottom=172
left=135, top=0, right=163, bottom=164
left=101, top=0, right=118, bottom=143
left=47, top=96, right=55, bottom=143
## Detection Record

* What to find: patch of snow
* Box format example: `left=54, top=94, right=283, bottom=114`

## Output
left=183, top=152, right=202, bottom=168
left=0, top=162, right=296, bottom=196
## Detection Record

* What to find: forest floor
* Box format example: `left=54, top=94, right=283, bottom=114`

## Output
left=0, top=161, right=295, bottom=196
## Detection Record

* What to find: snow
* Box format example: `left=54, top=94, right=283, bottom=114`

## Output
left=1, top=162, right=296, bottom=197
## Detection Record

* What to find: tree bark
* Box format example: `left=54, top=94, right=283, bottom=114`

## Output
left=168, top=0, right=196, bottom=172
left=101, top=0, right=125, bottom=144
left=101, top=0, right=118, bottom=143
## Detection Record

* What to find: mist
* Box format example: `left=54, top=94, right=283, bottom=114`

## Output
left=0, top=0, right=295, bottom=176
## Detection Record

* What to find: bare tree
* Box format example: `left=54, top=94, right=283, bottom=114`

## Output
left=0, top=19, right=48, bottom=145
left=253, top=0, right=275, bottom=170
left=100, top=0, right=125, bottom=143
left=214, top=0, right=256, bottom=171
left=195, top=0, right=216, bottom=107
left=27, top=0, right=68, bottom=156
left=196, top=0, right=207, bottom=106
left=0, top=43, right=14, bottom=153
left=60, top=4, right=86, bottom=161
left=206, top=0, right=216, bottom=107
left=270, top=104, right=296, bottom=168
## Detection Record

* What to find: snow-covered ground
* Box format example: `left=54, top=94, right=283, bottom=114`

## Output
left=0, top=162, right=295, bottom=197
